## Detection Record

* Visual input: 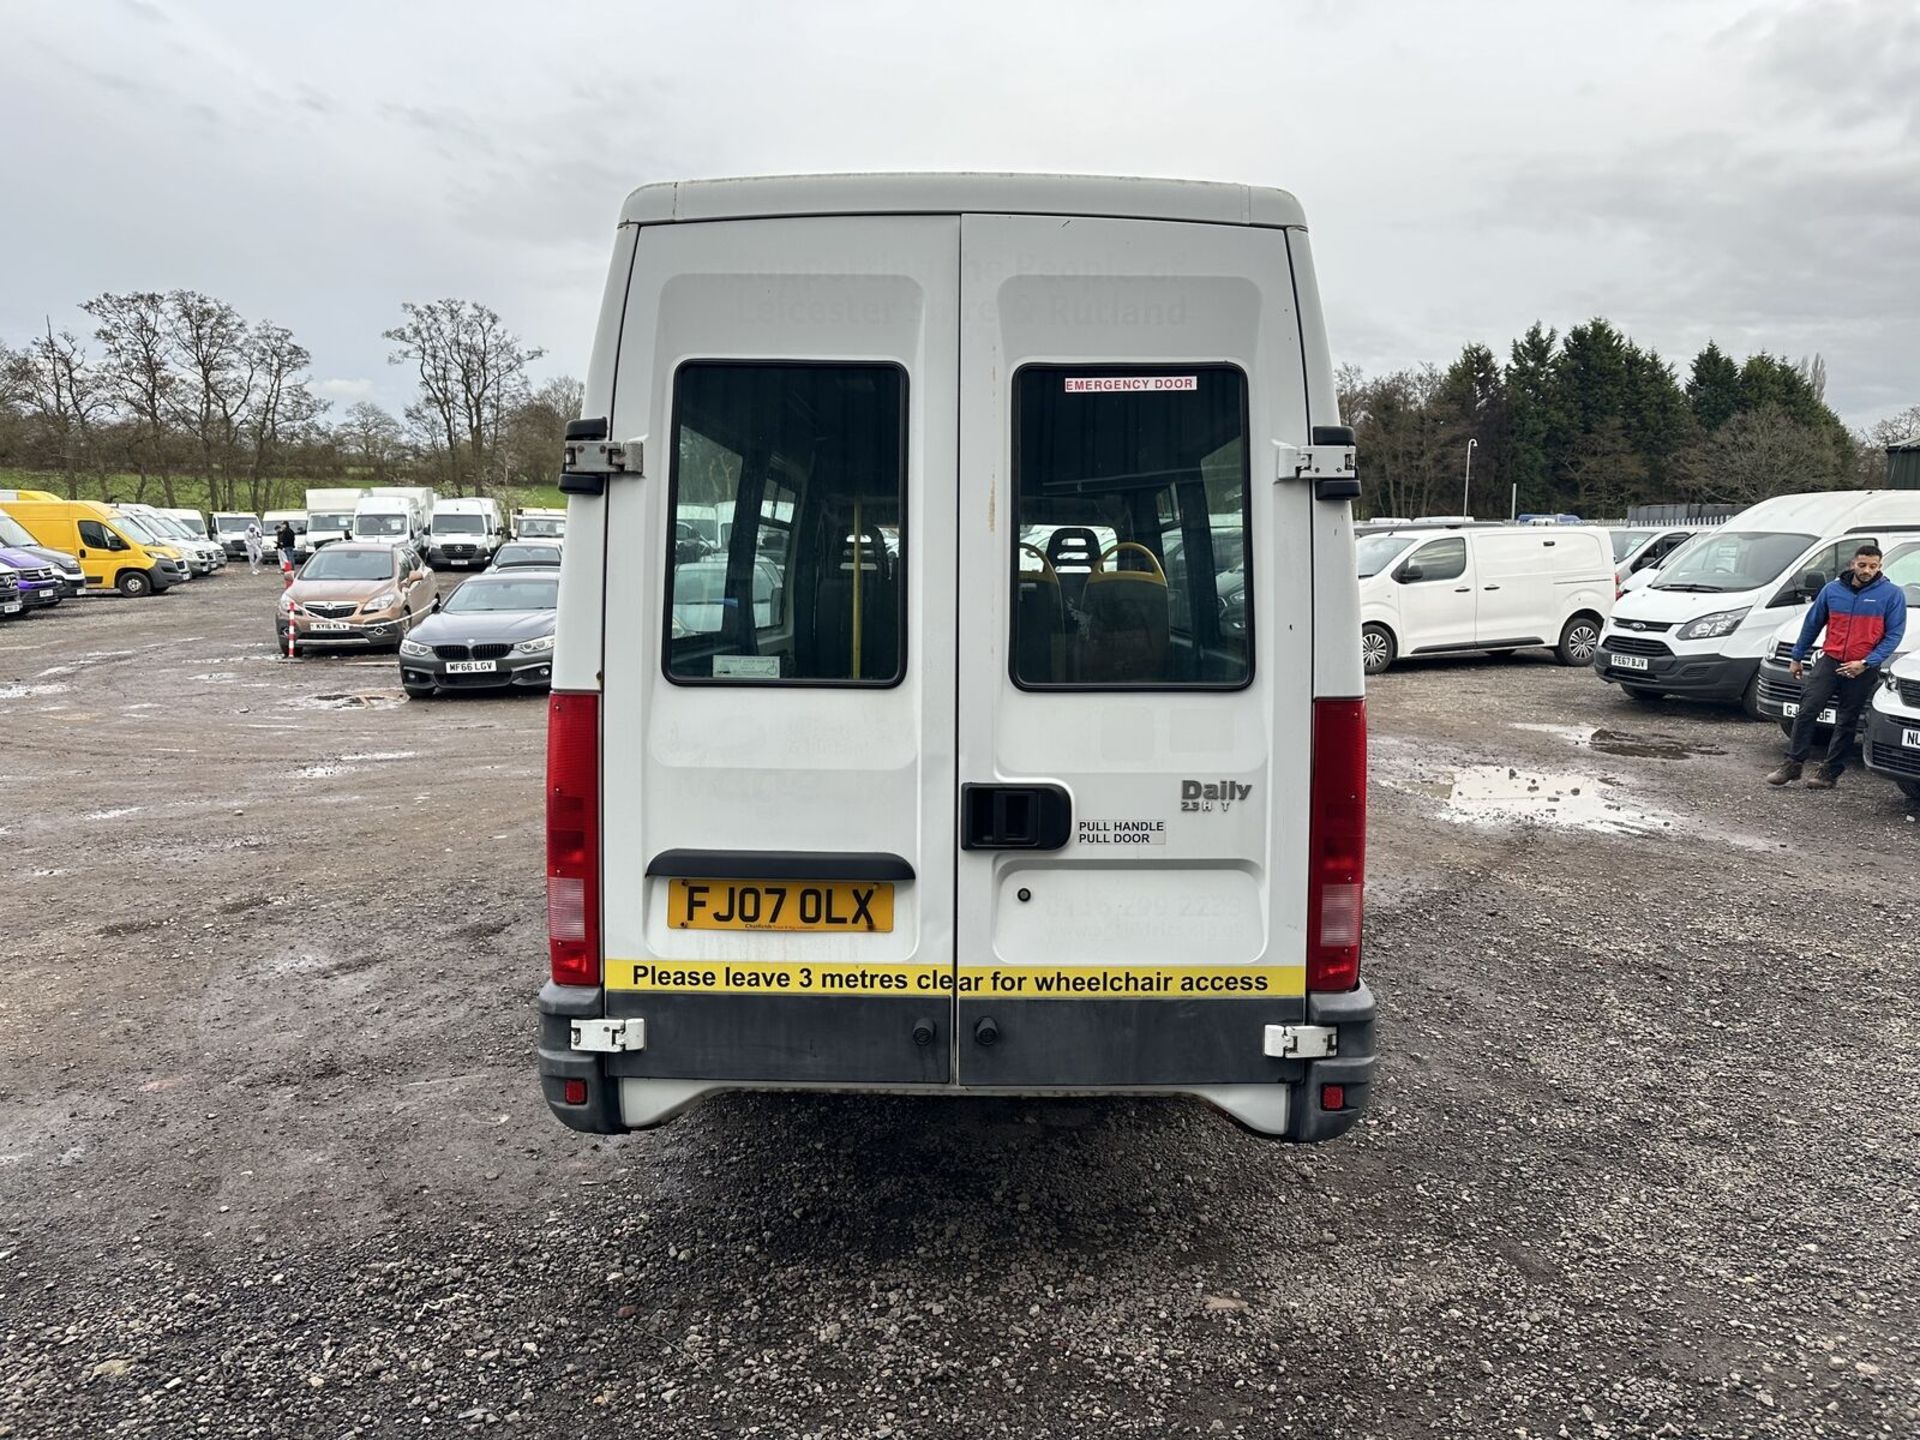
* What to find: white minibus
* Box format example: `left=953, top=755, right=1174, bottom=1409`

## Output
left=536, top=173, right=1373, bottom=1142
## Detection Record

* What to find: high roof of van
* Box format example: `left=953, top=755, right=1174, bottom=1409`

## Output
left=620, top=173, right=1308, bottom=229
left=1726, top=489, right=1918, bottom=532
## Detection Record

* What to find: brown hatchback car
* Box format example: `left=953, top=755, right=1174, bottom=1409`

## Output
left=276, top=542, right=438, bottom=655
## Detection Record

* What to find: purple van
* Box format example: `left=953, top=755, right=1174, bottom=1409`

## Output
left=0, top=545, right=61, bottom=611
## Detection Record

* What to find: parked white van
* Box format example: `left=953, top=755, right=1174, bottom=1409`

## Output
left=1862, top=650, right=1920, bottom=800
left=1611, top=524, right=1702, bottom=589
left=1595, top=491, right=1920, bottom=714
left=536, top=173, right=1373, bottom=1143
left=1356, top=524, right=1612, bottom=674
left=425, top=496, right=506, bottom=569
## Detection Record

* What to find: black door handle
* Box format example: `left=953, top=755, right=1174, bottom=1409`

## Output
left=1454, top=586, right=1471, bottom=593
left=961, top=783, right=1071, bottom=850
left=1484, top=585, right=1501, bottom=591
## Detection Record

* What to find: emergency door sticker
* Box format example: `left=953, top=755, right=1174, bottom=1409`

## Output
left=1064, top=375, right=1197, bottom=394
left=1075, top=818, right=1167, bottom=846
left=605, top=960, right=1305, bottom=999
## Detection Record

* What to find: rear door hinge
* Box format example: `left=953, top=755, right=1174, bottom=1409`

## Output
left=570, top=1017, right=647, bottom=1053
left=1263, top=1023, right=1338, bottom=1059
left=1274, top=425, right=1359, bottom=501
left=558, top=418, right=645, bottom=497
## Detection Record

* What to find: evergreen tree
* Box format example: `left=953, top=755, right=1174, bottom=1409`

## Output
left=1503, top=323, right=1565, bottom=515
left=1686, top=342, right=1742, bottom=432
left=1557, top=319, right=1632, bottom=438
left=1621, top=345, right=1696, bottom=492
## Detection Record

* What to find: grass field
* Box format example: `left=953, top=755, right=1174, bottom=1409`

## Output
left=0, top=468, right=568, bottom=514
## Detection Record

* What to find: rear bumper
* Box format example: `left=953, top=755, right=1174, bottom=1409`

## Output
left=1593, top=642, right=1757, bottom=702
left=538, top=979, right=1377, bottom=1144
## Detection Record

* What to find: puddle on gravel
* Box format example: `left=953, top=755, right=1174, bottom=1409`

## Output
left=188, top=672, right=240, bottom=683
left=1432, top=766, right=1669, bottom=836
left=296, top=762, right=353, bottom=779
left=287, top=691, right=404, bottom=711
left=0, top=682, right=72, bottom=700
left=84, top=806, right=144, bottom=821
left=1512, top=723, right=1722, bottom=761
left=340, top=750, right=416, bottom=762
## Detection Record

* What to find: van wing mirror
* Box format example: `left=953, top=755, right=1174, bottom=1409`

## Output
left=1800, top=570, right=1826, bottom=599
left=1398, top=563, right=1424, bottom=583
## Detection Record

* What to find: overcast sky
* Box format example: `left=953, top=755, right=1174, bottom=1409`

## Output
left=3, top=0, right=1916, bottom=428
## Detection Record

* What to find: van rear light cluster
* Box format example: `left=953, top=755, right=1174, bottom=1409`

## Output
left=1306, top=698, right=1366, bottom=992
left=546, top=690, right=602, bottom=986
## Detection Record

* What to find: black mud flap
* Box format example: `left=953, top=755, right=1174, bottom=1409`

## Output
left=953, top=996, right=1308, bottom=1087
left=603, top=993, right=952, bottom=1085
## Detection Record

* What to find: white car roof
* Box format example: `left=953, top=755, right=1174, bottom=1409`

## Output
left=621, top=172, right=1308, bottom=230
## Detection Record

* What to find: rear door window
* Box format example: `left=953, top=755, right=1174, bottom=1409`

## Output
left=1009, top=365, right=1250, bottom=688
left=665, top=363, right=906, bottom=685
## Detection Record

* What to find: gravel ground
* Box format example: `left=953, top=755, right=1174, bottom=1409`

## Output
left=1, top=580, right=1917, bottom=1439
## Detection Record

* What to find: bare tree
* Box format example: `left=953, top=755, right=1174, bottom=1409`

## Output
left=166, top=291, right=256, bottom=508
left=338, top=400, right=408, bottom=482
left=1676, top=405, right=1845, bottom=504
left=245, top=323, right=325, bottom=511
left=384, top=300, right=542, bottom=495
left=502, top=374, right=584, bottom=485
left=19, top=321, right=110, bottom=497
left=1853, top=403, right=1920, bottom=486
left=1796, top=353, right=1829, bottom=403
left=83, top=291, right=179, bottom=505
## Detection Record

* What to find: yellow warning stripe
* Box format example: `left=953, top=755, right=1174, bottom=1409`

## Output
left=604, top=960, right=1305, bottom=999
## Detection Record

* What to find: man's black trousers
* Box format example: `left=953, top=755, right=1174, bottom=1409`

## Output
left=1786, top=654, right=1880, bottom=769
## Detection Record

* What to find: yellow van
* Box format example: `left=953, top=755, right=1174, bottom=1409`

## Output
left=0, top=493, right=189, bottom=596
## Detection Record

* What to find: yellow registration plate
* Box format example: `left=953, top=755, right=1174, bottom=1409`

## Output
left=667, top=878, right=894, bottom=933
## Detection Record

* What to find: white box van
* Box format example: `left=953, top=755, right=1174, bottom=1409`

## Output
left=305, top=487, right=368, bottom=551
left=425, top=496, right=506, bottom=568
left=1596, top=491, right=1920, bottom=713
left=1356, top=524, right=1613, bottom=674
left=352, top=487, right=436, bottom=544
left=536, top=173, right=1373, bottom=1142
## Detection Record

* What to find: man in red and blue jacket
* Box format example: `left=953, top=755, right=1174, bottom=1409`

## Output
left=1768, top=542, right=1908, bottom=788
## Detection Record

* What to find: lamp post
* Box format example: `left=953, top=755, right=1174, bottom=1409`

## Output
left=1463, top=438, right=1478, bottom=516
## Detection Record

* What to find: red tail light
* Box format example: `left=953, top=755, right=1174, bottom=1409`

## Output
left=546, top=690, right=601, bottom=986
left=1307, top=698, right=1367, bottom=992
